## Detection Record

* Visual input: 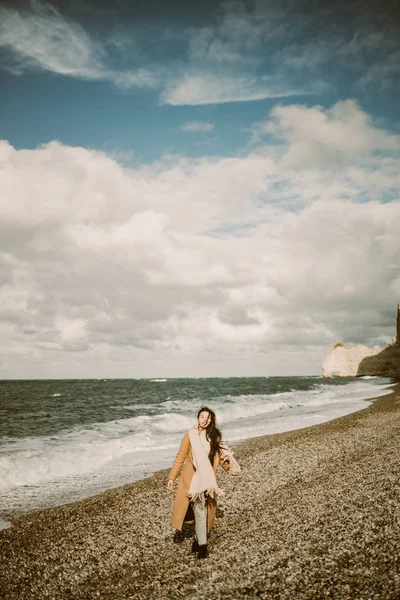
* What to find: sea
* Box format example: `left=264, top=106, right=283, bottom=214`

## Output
left=0, top=375, right=394, bottom=528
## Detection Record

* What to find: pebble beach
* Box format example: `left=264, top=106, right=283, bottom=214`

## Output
left=1, top=384, right=399, bottom=600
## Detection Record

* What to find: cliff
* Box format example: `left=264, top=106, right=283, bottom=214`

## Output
left=322, top=304, right=400, bottom=378
left=357, top=342, right=400, bottom=377
left=322, top=343, right=383, bottom=377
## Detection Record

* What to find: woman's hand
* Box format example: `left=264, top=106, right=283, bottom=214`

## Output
left=167, top=479, right=174, bottom=491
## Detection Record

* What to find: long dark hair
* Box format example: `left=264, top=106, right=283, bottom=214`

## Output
left=197, top=406, right=222, bottom=464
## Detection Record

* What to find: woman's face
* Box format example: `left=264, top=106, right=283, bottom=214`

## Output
left=198, top=411, right=211, bottom=429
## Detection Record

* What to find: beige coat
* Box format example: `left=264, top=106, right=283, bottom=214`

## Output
left=169, top=431, right=229, bottom=532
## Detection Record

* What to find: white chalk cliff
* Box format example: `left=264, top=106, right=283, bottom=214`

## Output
left=322, top=343, right=382, bottom=377
left=322, top=304, right=400, bottom=378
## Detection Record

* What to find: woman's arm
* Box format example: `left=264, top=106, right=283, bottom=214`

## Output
left=219, top=438, right=241, bottom=475
left=168, top=432, right=190, bottom=482
left=218, top=438, right=230, bottom=472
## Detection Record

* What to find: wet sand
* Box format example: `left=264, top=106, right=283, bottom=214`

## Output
left=1, top=385, right=399, bottom=599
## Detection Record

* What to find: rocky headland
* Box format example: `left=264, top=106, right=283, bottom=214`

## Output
left=323, top=305, right=400, bottom=378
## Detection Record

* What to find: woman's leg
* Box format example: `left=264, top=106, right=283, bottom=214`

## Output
left=192, top=501, right=207, bottom=546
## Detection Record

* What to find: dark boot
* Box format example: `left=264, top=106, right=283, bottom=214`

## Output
left=173, top=530, right=184, bottom=544
left=198, top=544, right=208, bottom=559
left=191, top=538, right=199, bottom=552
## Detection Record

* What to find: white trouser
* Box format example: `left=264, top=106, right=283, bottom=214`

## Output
left=192, top=501, right=207, bottom=546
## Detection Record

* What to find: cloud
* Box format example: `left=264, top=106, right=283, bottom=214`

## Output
left=187, top=0, right=293, bottom=65
left=182, top=0, right=400, bottom=104
left=1, top=0, right=399, bottom=107
left=276, top=27, right=400, bottom=93
left=1, top=98, right=400, bottom=377
left=359, top=49, right=400, bottom=92
left=273, top=40, right=340, bottom=70
left=254, top=99, right=400, bottom=167
left=161, top=73, right=322, bottom=106
left=181, top=121, right=215, bottom=133
left=1, top=0, right=325, bottom=105
left=0, top=0, right=157, bottom=89
left=188, top=25, right=248, bottom=65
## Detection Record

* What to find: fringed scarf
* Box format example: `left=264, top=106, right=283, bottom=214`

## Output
left=188, top=425, right=224, bottom=506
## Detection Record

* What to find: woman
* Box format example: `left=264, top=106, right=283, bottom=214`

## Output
left=167, top=406, right=240, bottom=559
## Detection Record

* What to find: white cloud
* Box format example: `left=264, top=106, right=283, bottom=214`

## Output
left=1, top=99, right=400, bottom=378
left=255, top=99, right=400, bottom=167
left=183, top=1, right=400, bottom=103
left=187, top=1, right=291, bottom=66
left=359, top=49, right=400, bottom=91
left=273, top=40, right=339, bottom=70
left=188, top=26, right=247, bottom=64
left=1, top=0, right=398, bottom=108
left=56, top=317, right=87, bottom=342
left=274, top=28, right=400, bottom=93
left=109, top=69, right=158, bottom=90
left=181, top=121, right=215, bottom=133
left=0, top=1, right=157, bottom=89
left=161, top=73, right=320, bottom=106
left=0, top=0, right=325, bottom=105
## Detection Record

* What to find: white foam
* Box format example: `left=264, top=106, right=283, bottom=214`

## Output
left=0, top=378, right=393, bottom=519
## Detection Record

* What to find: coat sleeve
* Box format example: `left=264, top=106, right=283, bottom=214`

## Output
left=168, top=432, right=190, bottom=481
left=219, top=438, right=230, bottom=471
left=219, top=438, right=241, bottom=475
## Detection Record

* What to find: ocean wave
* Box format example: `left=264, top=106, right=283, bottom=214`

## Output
left=0, top=378, right=392, bottom=495
left=0, top=427, right=177, bottom=492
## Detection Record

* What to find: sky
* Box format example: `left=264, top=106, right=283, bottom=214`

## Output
left=0, top=0, right=399, bottom=379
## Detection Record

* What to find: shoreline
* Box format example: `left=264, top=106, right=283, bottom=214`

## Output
left=0, top=377, right=393, bottom=527
left=1, top=384, right=399, bottom=599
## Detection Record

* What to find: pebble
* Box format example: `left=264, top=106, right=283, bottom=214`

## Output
left=1, top=388, right=400, bottom=599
